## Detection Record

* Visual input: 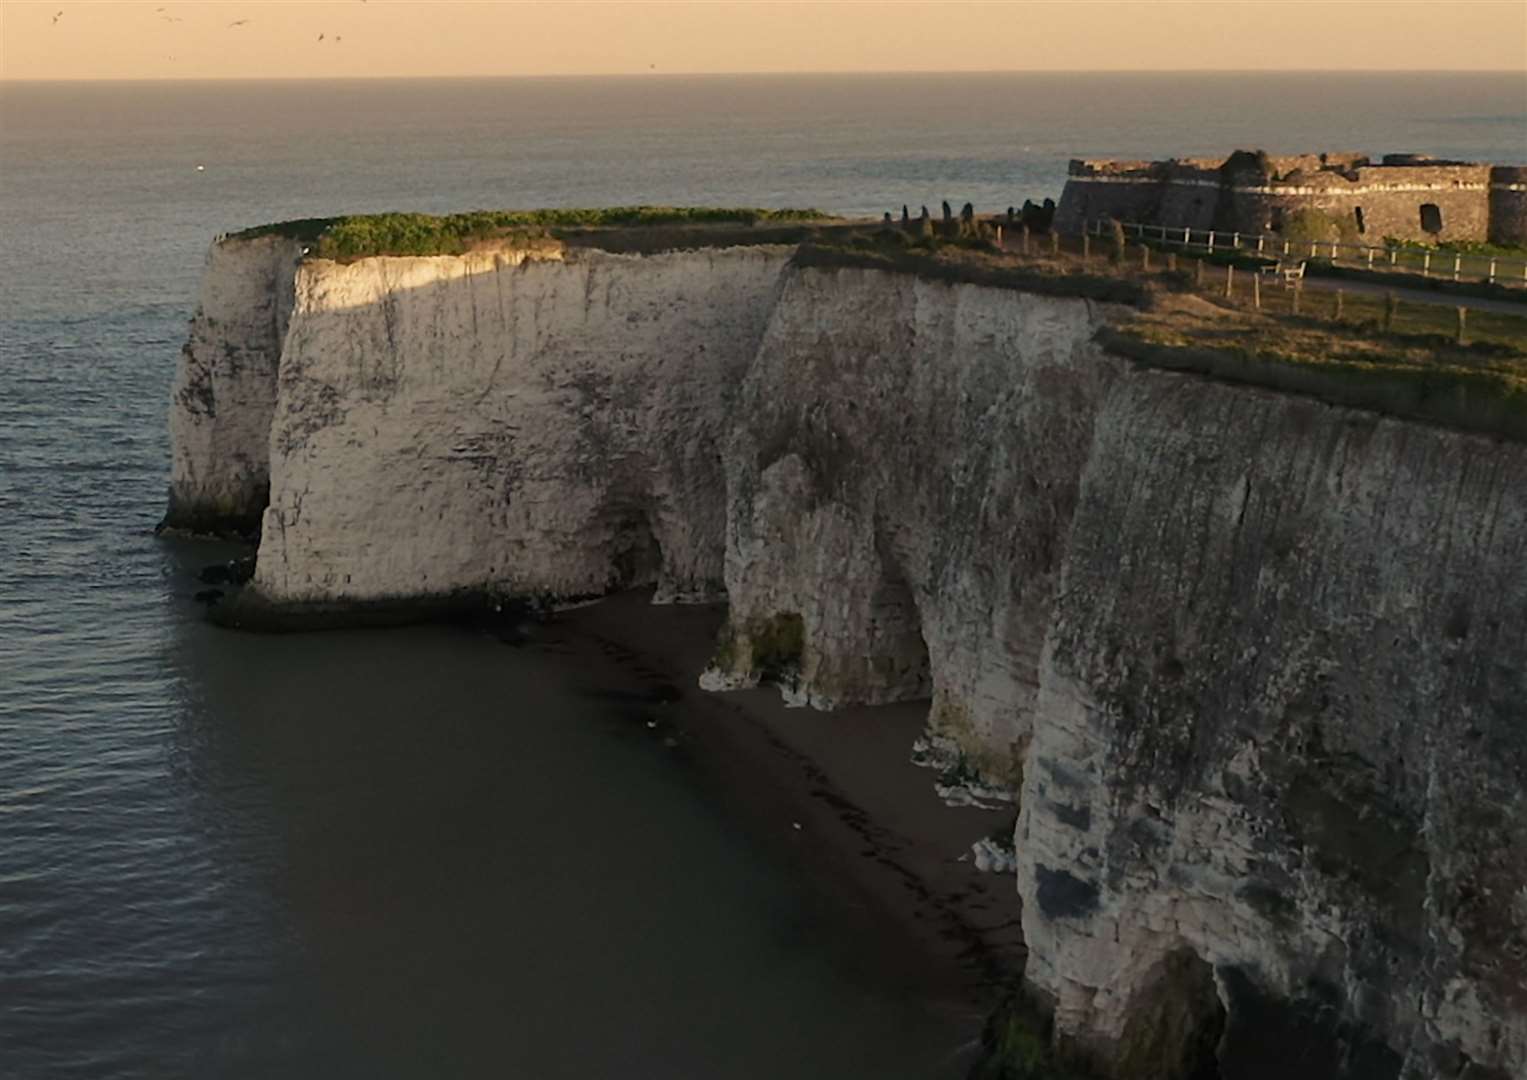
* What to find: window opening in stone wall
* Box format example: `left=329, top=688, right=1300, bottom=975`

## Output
left=1268, top=208, right=1284, bottom=231
left=1353, top=207, right=1365, bottom=234
left=1420, top=203, right=1443, bottom=235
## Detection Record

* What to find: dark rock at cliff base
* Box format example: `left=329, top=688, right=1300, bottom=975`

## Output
left=194, top=588, right=224, bottom=605
left=198, top=555, right=257, bottom=586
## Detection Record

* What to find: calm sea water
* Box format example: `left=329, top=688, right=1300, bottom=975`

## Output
left=1, top=73, right=1523, bottom=1079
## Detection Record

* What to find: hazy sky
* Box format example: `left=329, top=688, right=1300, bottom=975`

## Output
left=3, top=1, right=1525, bottom=81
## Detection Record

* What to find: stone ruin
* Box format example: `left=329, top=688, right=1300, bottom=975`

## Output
left=1053, top=150, right=1527, bottom=247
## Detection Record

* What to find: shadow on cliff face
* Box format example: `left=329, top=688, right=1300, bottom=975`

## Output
left=1214, top=970, right=1402, bottom=1080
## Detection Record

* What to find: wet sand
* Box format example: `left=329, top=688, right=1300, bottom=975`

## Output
left=535, top=589, right=1027, bottom=1028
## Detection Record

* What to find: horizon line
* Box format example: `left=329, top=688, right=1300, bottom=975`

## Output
left=4, top=67, right=1525, bottom=85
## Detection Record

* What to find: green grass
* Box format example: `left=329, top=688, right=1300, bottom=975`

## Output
left=794, top=238, right=1151, bottom=305
left=1125, top=233, right=1527, bottom=302
left=229, top=207, right=833, bottom=260
left=1383, top=237, right=1527, bottom=259
left=1105, top=294, right=1527, bottom=443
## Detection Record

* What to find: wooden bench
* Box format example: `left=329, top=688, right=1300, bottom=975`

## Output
left=1260, top=260, right=1306, bottom=288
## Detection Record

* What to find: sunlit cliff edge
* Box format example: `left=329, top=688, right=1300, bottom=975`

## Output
left=163, top=220, right=1527, bottom=1080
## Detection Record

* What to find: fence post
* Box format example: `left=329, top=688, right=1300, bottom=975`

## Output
left=1283, top=240, right=1290, bottom=257
left=1422, top=251, right=1431, bottom=278
left=1309, top=241, right=1318, bottom=259
left=1257, top=234, right=1265, bottom=254
left=1233, top=232, right=1240, bottom=249
left=1184, top=226, right=1191, bottom=247
left=1488, top=258, right=1497, bottom=283
left=1195, top=258, right=1204, bottom=286
left=1389, top=248, right=1397, bottom=267
left=1329, top=242, right=1338, bottom=260
left=1225, top=264, right=1234, bottom=298
left=1456, top=306, right=1468, bottom=345
left=1452, top=253, right=1461, bottom=282
left=1367, top=249, right=1375, bottom=270
left=1208, top=230, right=1216, bottom=253
left=1383, top=290, right=1397, bottom=332
left=1334, top=290, right=1344, bottom=321
left=1142, top=245, right=1150, bottom=271
left=996, top=224, right=1003, bottom=249
left=1253, top=272, right=1261, bottom=309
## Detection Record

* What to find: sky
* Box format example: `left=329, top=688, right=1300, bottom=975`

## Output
left=2, top=0, right=1525, bottom=81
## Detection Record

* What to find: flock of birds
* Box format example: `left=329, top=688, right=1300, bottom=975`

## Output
left=47, top=5, right=362, bottom=44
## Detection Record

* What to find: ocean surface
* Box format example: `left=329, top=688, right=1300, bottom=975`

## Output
left=1, top=73, right=1523, bottom=1079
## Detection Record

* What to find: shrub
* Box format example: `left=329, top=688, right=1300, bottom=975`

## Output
left=749, top=613, right=805, bottom=679
left=1280, top=208, right=1358, bottom=246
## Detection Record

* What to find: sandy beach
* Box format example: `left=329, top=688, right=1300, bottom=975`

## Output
left=535, top=589, right=1028, bottom=1034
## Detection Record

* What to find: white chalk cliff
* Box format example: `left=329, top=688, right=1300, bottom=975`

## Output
left=168, top=230, right=1526, bottom=1079
left=165, top=234, right=303, bottom=533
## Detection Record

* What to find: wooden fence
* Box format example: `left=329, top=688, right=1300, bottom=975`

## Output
left=1083, top=219, right=1527, bottom=287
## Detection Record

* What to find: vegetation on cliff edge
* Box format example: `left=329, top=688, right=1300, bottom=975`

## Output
left=230, top=207, right=834, bottom=260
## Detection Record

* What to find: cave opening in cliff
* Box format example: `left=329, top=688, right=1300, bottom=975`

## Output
left=608, top=506, right=664, bottom=591
left=873, top=548, right=931, bottom=698
left=1115, top=947, right=1227, bottom=1080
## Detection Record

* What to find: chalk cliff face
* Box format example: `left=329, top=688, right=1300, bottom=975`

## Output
left=705, top=266, right=1123, bottom=785
left=712, top=268, right=1526, bottom=1075
left=168, top=236, right=1525, bottom=1078
left=164, top=235, right=303, bottom=534
left=1019, top=374, right=1527, bottom=1078
left=251, top=243, right=789, bottom=609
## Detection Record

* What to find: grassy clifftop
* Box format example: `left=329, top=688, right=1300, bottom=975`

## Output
left=229, top=207, right=834, bottom=260
left=1106, top=294, right=1527, bottom=443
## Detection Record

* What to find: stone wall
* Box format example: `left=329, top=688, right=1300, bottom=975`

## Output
left=1490, top=165, right=1527, bottom=247
left=1055, top=151, right=1512, bottom=246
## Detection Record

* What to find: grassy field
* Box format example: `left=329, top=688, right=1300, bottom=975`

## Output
left=1106, top=292, right=1527, bottom=442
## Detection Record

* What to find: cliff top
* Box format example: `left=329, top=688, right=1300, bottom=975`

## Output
left=795, top=239, right=1152, bottom=304
left=1106, top=293, right=1527, bottom=441
left=798, top=230, right=1527, bottom=441
left=229, top=207, right=837, bottom=261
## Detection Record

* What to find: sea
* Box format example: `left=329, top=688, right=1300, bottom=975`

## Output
left=1, top=72, right=1523, bottom=1079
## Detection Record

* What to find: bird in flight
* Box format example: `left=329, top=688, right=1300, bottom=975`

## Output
left=228, top=19, right=250, bottom=28
left=317, top=33, right=325, bottom=41
left=52, top=10, right=63, bottom=25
